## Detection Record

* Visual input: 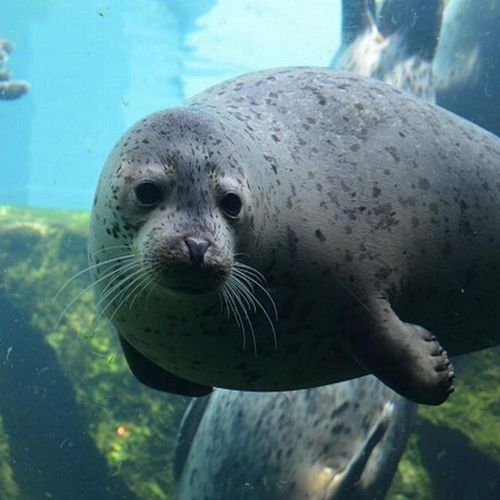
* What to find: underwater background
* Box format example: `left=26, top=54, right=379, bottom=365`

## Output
left=0, top=1, right=499, bottom=499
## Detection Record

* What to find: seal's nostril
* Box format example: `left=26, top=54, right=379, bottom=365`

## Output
left=184, top=238, right=210, bottom=266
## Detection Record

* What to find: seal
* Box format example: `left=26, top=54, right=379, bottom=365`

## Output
left=89, top=66, right=500, bottom=405
left=434, top=0, right=497, bottom=135
left=174, top=378, right=414, bottom=500
left=333, top=0, right=443, bottom=101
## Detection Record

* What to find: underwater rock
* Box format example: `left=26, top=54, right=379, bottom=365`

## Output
left=0, top=37, right=30, bottom=100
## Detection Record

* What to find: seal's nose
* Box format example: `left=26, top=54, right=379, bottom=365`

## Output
left=184, top=237, right=210, bottom=266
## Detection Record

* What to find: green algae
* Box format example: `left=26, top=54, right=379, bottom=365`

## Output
left=0, top=414, right=20, bottom=500
left=0, top=205, right=184, bottom=499
left=418, top=348, right=500, bottom=462
left=388, top=348, right=499, bottom=498
left=387, top=433, right=433, bottom=500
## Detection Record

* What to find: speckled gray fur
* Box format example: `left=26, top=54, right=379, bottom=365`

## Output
left=89, top=67, right=500, bottom=405
left=174, top=378, right=414, bottom=500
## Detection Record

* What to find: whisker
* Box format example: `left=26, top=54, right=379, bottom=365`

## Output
left=233, top=252, right=251, bottom=260
left=53, top=257, right=139, bottom=332
left=129, top=268, right=157, bottom=310
left=221, top=285, right=247, bottom=350
left=54, top=253, right=135, bottom=302
left=90, top=260, right=143, bottom=308
left=232, top=266, right=278, bottom=321
left=90, top=263, right=152, bottom=333
left=228, top=275, right=258, bottom=355
left=143, top=271, right=159, bottom=307
left=95, top=265, right=146, bottom=318
left=219, top=287, right=230, bottom=316
left=229, top=275, right=257, bottom=313
left=90, top=271, right=145, bottom=331
left=118, top=270, right=154, bottom=315
left=108, top=272, right=150, bottom=324
left=90, top=244, right=133, bottom=257
left=132, top=257, right=159, bottom=308
left=224, top=286, right=246, bottom=335
left=231, top=271, right=277, bottom=351
left=233, top=261, right=267, bottom=282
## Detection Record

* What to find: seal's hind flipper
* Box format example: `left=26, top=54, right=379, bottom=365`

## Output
left=119, top=335, right=212, bottom=397
left=173, top=393, right=212, bottom=482
left=343, top=298, right=455, bottom=405
left=329, top=401, right=394, bottom=499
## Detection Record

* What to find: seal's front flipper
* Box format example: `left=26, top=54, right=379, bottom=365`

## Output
left=343, top=299, right=455, bottom=405
left=119, top=335, right=212, bottom=397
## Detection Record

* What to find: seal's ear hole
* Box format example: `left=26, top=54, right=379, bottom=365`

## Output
left=220, top=192, right=242, bottom=218
left=135, top=181, right=163, bottom=206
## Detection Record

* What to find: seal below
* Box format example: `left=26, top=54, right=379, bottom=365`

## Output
left=174, top=379, right=414, bottom=500
left=89, top=67, right=500, bottom=405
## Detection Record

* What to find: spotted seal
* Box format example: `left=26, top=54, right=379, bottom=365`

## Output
left=434, top=0, right=498, bottom=135
left=333, top=0, right=443, bottom=101
left=174, top=379, right=414, bottom=500
left=89, top=66, right=500, bottom=405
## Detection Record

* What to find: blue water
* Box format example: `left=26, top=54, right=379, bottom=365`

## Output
left=0, top=0, right=341, bottom=210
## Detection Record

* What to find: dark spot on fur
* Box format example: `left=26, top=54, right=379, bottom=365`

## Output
left=287, top=226, right=299, bottom=259
left=315, top=229, right=326, bottom=242
left=418, top=177, right=430, bottom=190
left=385, top=145, right=400, bottom=162
left=330, top=402, right=349, bottom=419
left=330, top=423, right=345, bottom=435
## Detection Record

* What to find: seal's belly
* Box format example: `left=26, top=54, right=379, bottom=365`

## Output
left=112, top=249, right=500, bottom=391
left=113, top=290, right=361, bottom=390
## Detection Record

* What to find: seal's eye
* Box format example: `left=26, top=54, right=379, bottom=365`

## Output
left=135, top=181, right=163, bottom=206
left=220, top=192, right=242, bottom=218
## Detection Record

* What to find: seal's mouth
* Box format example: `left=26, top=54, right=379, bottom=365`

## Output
left=157, top=265, right=228, bottom=295
left=168, top=285, right=214, bottom=296
left=144, top=235, right=231, bottom=294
